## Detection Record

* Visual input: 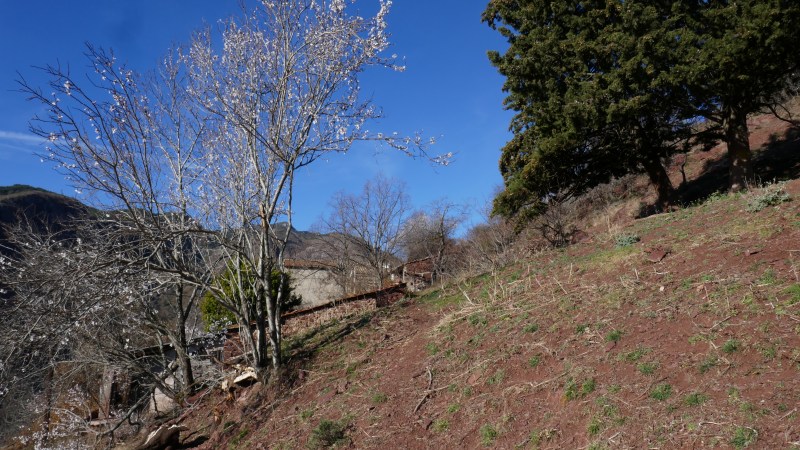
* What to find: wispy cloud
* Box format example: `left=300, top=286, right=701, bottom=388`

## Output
left=0, top=130, right=44, bottom=145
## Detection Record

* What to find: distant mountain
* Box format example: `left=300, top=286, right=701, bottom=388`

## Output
left=0, top=185, right=93, bottom=250
left=0, top=185, right=338, bottom=261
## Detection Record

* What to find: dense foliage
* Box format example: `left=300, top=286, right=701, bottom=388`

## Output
left=486, top=0, right=800, bottom=221
left=200, top=266, right=302, bottom=331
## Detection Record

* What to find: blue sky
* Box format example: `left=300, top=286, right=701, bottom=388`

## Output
left=0, top=0, right=512, bottom=232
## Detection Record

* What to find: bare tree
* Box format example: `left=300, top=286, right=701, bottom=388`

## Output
left=16, top=0, right=440, bottom=381
left=403, top=200, right=466, bottom=281
left=17, top=43, right=212, bottom=399
left=319, top=174, right=411, bottom=293
left=462, top=209, right=518, bottom=276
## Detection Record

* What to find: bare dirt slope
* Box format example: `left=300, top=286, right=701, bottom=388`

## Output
left=169, top=113, right=800, bottom=450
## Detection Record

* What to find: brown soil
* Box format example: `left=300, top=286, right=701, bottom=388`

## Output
left=166, top=112, right=800, bottom=450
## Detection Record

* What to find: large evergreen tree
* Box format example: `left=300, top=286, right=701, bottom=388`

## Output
left=681, top=0, right=800, bottom=191
left=485, top=1, right=695, bottom=220
left=486, top=0, right=800, bottom=221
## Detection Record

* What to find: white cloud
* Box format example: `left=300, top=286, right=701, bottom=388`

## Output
left=0, top=130, right=44, bottom=145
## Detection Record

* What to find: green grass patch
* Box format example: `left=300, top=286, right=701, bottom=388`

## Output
left=784, top=284, right=800, bottom=305
left=479, top=424, right=498, bottom=446
left=699, top=355, right=719, bottom=373
left=650, top=383, right=672, bottom=401
left=486, top=369, right=505, bottom=386
left=523, top=323, right=540, bottom=333
left=636, top=362, right=658, bottom=375
left=605, top=329, right=623, bottom=343
left=565, top=377, right=596, bottom=400
left=684, top=392, right=709, bottom=406
left=722, top=339, right=741, bottom=354
left=620, top=346, right=650, bottom=362
left=730, top=426, right=757, bottom=448
left=432, top=418, right=449, bottom=432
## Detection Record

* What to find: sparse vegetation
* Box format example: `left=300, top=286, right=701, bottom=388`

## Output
left=479, top=424, right=499, bottom=446
left=650, top=383, right=672, bottom=401
left=684, top=392, right=709, bottom=407
left=605, top=329, right=623, bottom=343
left=722, top=339, right=741, bottom=354
left=746, top=183, right=791, bottom=212
left=730, top=426, right=758, bottom=448
left=637, top=362, right=658, bottom=375
left=308, top=419, right=349, bottom=449
left=433, top=419, right=449, bottom=432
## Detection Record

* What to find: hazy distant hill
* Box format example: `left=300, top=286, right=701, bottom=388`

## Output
left=0, top=185, right=93, bottom=250
left=0, top=185, right=342, bottom=261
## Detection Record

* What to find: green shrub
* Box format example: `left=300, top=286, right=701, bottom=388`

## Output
left=614, top=233, right=640, bottom=247
left=746, top=184, right=790, bottom=212
left=308, top=419, right=349, bottom=449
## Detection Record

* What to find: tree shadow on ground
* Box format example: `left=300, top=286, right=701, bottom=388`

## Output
left=284, top=308, right=382, bottom=374
left=676, top=124, right=800, bottom=206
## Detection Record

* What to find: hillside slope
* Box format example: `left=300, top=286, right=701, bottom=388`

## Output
left=0, top=185, right=91, bottom=246
left=171, top=177, right=800, bottom=449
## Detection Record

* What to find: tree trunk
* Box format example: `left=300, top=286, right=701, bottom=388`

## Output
left=642, top=155, right=674, bottom=212
left=724, top=106, right=753, bottom=192
left=175, top=288, right=194, bottom=397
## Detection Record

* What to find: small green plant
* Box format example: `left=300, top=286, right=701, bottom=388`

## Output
left=605, top=329, right=623, bottom=343
left=447, top=403, right=461, bottom=414
left=581, top=378, right=597, bottom=396
left=469, top=313, right=488, bottom=327
left=308, top=419, right=349, bottom=449
left=425, top=342, right=440, bottom=355
left=587, top=416, right=603, bottom=436
left=614, top=233, right=641, bottom=247
left=757, top=269, right=777, bottom=286
left=230, top=428, right=249, bottom=446
left=575, top=324, right=588, bottom=334
left=730, top=426, right=757, bottom=448
left=699, top=355, right=719, bottom=373
left=528, top=354, right=542, bottom=368
left=758, top=343, right=777, bottom=359
left=432, top=418, right=449, bottom=432
left=684, top=392, right=709, bottom=406
left=564, top=377, right=596, bottom=400
left=479, top=424, right=499, bottom=446
left=650, top=383, right=672, bottom=401
left=746, top=184, right=790, bottom=212
left=785, top=284, right=800, bottom=305
left=636, top=362, right=658, bottom=375
left=371, top=392, right=388, bottom=404
left=300, top=408, right=315, bottom=420
left=722, top=339, right=741, bottom=354
left=620, top=346, right=649, bottom=362
left=523, top=323, right=540, bottom=333
left=487, top=369, right=505, bottom=386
